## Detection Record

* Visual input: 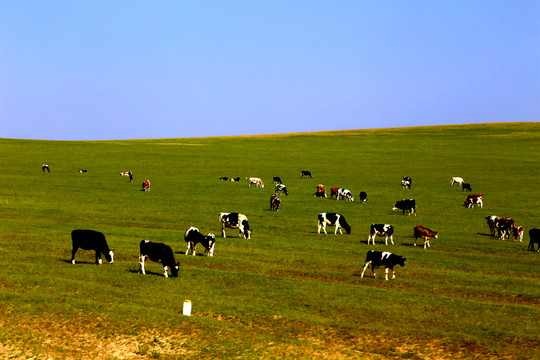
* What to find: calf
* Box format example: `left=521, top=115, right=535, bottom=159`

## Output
left=368, top=224, right=394, bottom=245
left=142, top=180, right=151, bottom=191
left=512, top=226, right=524, bottom=242
left=413, top=225, right=438, bottom=249
left=461, top=182, right=472, bottom=192
left=314, top=184, right=327, bottom=197
left=451, top=177, right=464, bottom=186
left=275, top=184, right=289, bottom=195
left=300, top=170, right=313, bottom=178
left=464, top=194, right=483, bottom=208
left=317, top=213, right=351, bottom=234
left=248, top=177, right=264, bottom=188
left=184, top=227, right=216, bottom=256
left=273, top=176, right=282, bottom=184
left=139, top=240, right=179, bottom=277
left=361, top=250, right=406, bottom=281
left=71, top=229, right=114, bottom=265
left=528, top=228, right=540, bottom=252
left=42, top=164, right=50, bottom=172
left=392, top=199, right=416, bottom=216
left=485, top=215, right=501, bottom=237
left=219, top=212, right=252, bottom=239
left=337, top=188, right=354, bottom=201
left=270, top=195, right=281, bottom=211
left=359, top=191, right=367, bottom=203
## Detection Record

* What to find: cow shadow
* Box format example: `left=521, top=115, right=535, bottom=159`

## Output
left=61, top=259, right=95, bottom=265
left=128, top=269, right=163, bottom=277
left=477, top=232, right=494, bottom=238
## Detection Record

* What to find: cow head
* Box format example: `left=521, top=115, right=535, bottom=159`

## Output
left=398, top=256, right=406, bottom=267
left=105, top=250, right=114, bottom=264
left=170, top=262, right=180, bottom=277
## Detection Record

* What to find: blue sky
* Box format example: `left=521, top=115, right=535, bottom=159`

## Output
left=1, top=1, right=539, bottom=140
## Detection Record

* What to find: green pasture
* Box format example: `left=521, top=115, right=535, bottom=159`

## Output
left=0, top=122, right=538, bottom=359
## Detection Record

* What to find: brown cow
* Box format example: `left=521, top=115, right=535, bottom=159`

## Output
left=413, top=225, right=438, bottom=249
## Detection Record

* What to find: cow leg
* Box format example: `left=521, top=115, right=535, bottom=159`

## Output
left=71, top=247, right=79, bottom=264
left=389, top=235, right=394, bottom=245
left=192, top=243, right=196, bottom=256
left=385, top=236, right=388, bottom=246
left=360, top=261, right=372, bottom=278
left=317, top=223, right=322, bottom=234
left=163, top=266, right=169, bottom=278
left=208, top=243, right=215, bottom=256
left=222, top=225, right=227, bottom=238
left=96, top=252, right=102, bottom=265
left=139, top=255, right=146, bottom=274
left=385, top=268, right=389, bottom=281
left=185, top=243, right=191, bottom=255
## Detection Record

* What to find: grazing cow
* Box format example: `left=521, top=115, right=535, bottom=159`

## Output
left=139, top=240, right=179, bottom=277
left=464, top=194, right=483, bottom=208
left=275, top=184, right=289, bottom=196
left=461, top=183, right=472, bottom=192
left=270, top=195, right=281, bottom=211
left=330, top=187, right=340, bottom=199
left=184, top=227, right=216, bottom=256
left=401, top=176, right=412, bottom=189
left=368, top=224, right=394, bottom=245
left=230, top=177, right=240, bottom=182
left=249, top=177, right=264, bottom=188
left=337, top=188, right=354, bottom=201
left=393, top=199, right=416, bottom=216
left=142, top=180, right=151, bottom=191
left=300, top=171, right=313, bottom=178
left=79, top=169, right=87, bottom=173
left=71, top=229, right=114, bottom=265
left=314, top=184, right=327, bottom=197
left=497, top=217, right=515, bottom=240
left=120, top=171, right=132, bottom=176
left=219, top=213, right=252, bottom=239
left=313, top=191, right=327, bottom=198
left=485, top=216, right=502, bottom=236
left=451, top=177, right=464, bottom=186
left=129, top=172, right=134, bottom=183
left=528, top=228, right=540, bottom=252
left=512, top=226, right=524, bottom=242
left=273, top=176, right=282, bottom=184
left=361, top=250, right=406, bottom=281
left=413, top=225, right=438, bottom=249
left=359, top=191, right=367, bottom=203
left=317, top=213, right=351, bottom=234
left=220, top=177, right=228, bottom=180
left=42, top=164, right=50, bottom=172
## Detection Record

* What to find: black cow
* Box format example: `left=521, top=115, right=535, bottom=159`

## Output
left=528, top=228, right=540, bottom=252
left=461, top=182, right=472, bottom=192
left=317, top=213, right=351, bottom=234
left=359, top=191, right=367, bottom=203
left=139, top=240, right=179, bottom=277
left=273, top=176, right=282, bottom=184
left=219, top=212, right=252, bottom=239
left=361, top=250, right=406, bottom=280
left=184, top=227, right=216, bottom=256
left=71, top=229, right=114, bottom=265
left=42, top=164, right=50, bottom=172
left=392, top=199, right=416, bottom=216
left=270, top=195, right=281, bottom=211
left=300, top=171, right=313, bottom=178
left=485, top=215, right=501, bottom=237
left=368, top=224, right=394, bottom=245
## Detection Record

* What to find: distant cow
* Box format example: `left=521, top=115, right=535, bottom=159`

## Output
left=249, top=177, right=264, bottom=188
left=120, top=171, right=131, bottom=176
left=368, top=224, right=394, bottom=245
left=359, top=191, right=367, bottom=203
left=461, top=183, right=472, bottom=192
left=317, top=213, right=351, bottom=235
left=313, top=191, right=327, bottom=198
left=512, top=226, right=524, bottom=242
left=314, top=184, right=327, bottom=197
left=485, top=216, right=501, bottom=236
left=139, top=240, right=179, bottom=278
left=273, top=176, right=282, bottom=184
left=413, top=225, right=438, bottom=249
left=330, top=187, right=340, bottom=199
left=497, top=217, right=515, bottom=240
left=71, top=229, right=114, bottom=265
left=393, top=199, right=416, bottom=216
left=464, top=194, right=483, bottom=208
left=401, top=176, right=411, bottom=189
left=337, top=188, right=354, bottom=201
left=79, top=169, right=87, bottom=173
left=451, top=177, right=464, bottom=186
left=142, top=180, right=151, bottom=191
left=300, top=171, right=313, bottom=178
left=219, top=177, right=228, bottom=180
left=230, top=177, right=240, bottom=182
left=129, top=172, right=134, bottom=183
left=275, top=184, right=289, bottom=196
left=270, top=195, right=281, bottom=211
left=184, top=227, right=216, bottom=256
left=528, top=228, right=540, bottom=252
left=361, top=250, right=406, bottom=281
left=219, top=213, right=252, bottom=239
left=42, top=164, right=50, bottom=172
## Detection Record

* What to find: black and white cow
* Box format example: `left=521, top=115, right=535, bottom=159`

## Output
left=219, top=212, right=252, bottom=239
left=270, top=195, right=281, bottom=211
left=219, top=177, right=228, bottom=180
left=42, top=164, right=50, bottom=172
left=275, top=184, right=289, bottom=196
left=71, top=229, right=114, bottom=265
left=392, top=199, right=416, bottom=216
left=184, top=227, right=216, bottom=256
left=139, top=240, right=179, bottom=277
left=273, top=176, right=282, bottom=184
left=317, top=213, right=351, bottom=234
left=336, top=188, right=354, bottom=201
left=401, top=176, right=411, bottom=189
left=300, top=171, right=313, bottom=178
left=230, top=177, right=240, bottom=182
left=485, top=215, right=501, bottom=236
left=361, top=250, right=406, bottom=280
left=368, top=224, right=394, bottom=245
left=79, top=169, right=87, bottom=173
left=528, top=228, right=540, bottom=252
left=359, top=191, right=367, bottom=204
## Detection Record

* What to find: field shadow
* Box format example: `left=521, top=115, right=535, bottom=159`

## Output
left=477, top=232, right=495, bottom=238
left=61, top=259, right=96, bottom=265
left=128, top=269, right=164, bottom=277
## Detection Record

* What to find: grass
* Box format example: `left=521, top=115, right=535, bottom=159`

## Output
left=0, top=122, right=539, bottom=359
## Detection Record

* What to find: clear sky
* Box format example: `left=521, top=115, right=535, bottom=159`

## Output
left=1, top=1, right=539, bottom=140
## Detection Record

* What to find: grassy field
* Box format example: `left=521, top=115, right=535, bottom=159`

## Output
left=0, top=122, right=538, bottom=359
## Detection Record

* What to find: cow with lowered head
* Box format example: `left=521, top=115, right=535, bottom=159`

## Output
left=71, top=229, right=114, bottom=265
left=139, top=240, right=179, bottom=277
left=317, top=213, right=351, bottom=234
left=413, top=225, right=438, bottom=249
left=219, top=212, right=252, bottom=239
left=361, top=250, right=406, bottom=281
left=528, top=228, right=540, bottom=252
left=393, top=199, right=416, bottom=216
left=184, top=227, right=216, bottom=256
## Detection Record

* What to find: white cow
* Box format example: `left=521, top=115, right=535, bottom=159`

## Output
left=451, top=177, right=464, bottom=186
left=248, top=177, right=264, bottom=188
